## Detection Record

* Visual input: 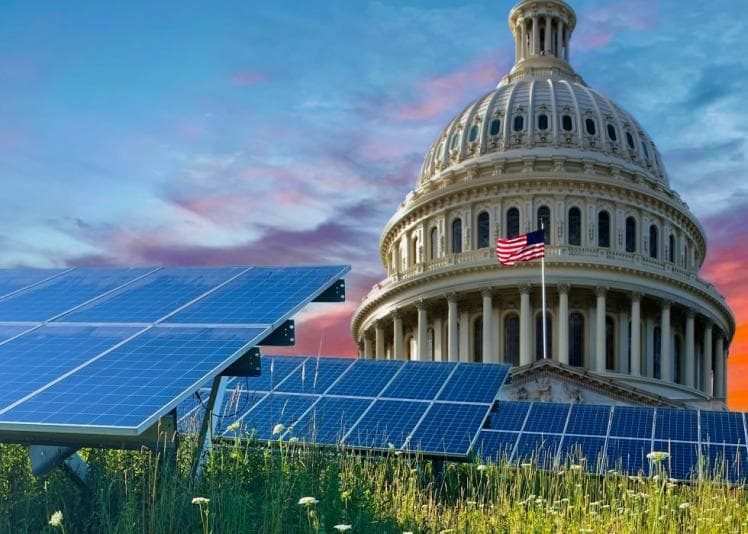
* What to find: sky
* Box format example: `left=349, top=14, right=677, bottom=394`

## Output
left=0, top=1, right=747, bottom=407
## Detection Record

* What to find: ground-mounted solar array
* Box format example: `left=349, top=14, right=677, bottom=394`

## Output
left=0, top=265, right=349, bottom=438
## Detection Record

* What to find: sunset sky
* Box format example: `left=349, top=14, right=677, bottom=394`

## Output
left=0, top=1, right=746, bottom=406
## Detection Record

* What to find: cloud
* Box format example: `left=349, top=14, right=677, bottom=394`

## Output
left=575, top=1, right=660, bottom=51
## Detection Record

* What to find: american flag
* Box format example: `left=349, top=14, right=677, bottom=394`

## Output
left=496, top=230, right=545, bottom=266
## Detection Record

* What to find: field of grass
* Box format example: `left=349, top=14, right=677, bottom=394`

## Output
left=1, top=434, right=747, bottom=533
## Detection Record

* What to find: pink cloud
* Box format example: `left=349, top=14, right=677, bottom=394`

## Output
left=231, top=71, right=268, bottom=86
left=576, top=1, right=659, bottom=50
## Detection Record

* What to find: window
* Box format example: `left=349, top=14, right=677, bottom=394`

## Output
left=568, top=207, right=581, bottom=246
left=626, top=131, right=635, bottom=149
left=649, top=225, right=658, bottom=259
left=411, top=236, right=419, bottom=266
left=473, top=317, right=483, bottom=362
left=477, top=211, right=490, bottom=249
left=468, top=124, right=479, bottom=143
left=507, top=208, right=520, bottom=239
left=598, top=211, right=610, bottom=248
left=607, top=124, right=617, bottom=141
left=625, top=217, right=637, bottom=253
left=450, top=133, right=460, bottom=151
left=606, top=316, right=615, bottom=370
left=452, top=219, right=462, bottom=254
left=674, top=335, right=683, bottom=384
left=535, top=313, right=553, bottom=360
left=641, top=141, right=650, bottom=159
left=585, top=118, right=596, bottom=136
left=538, top=114, right=549, bottom=131
left=430, top=227, right=438, bottom=260
left=513, top=115, right=524, bottom=132
left=569, top=312, right=584, bottom=367
left=668, top=234, right=675, bottom=263
left=562, top=115, right=573, bottom=131
left=505, top=314, right=520, bottom=366
left=653, top=326, right=661, bottom=379
left=537, top=206, right=551, bottom=244
left=490, top=118, right=502, bottom=136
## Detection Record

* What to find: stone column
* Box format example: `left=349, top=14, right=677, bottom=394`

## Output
left=544, top=16, right=552, bottom=54
left=482, top=291, right=493, bottom=362
left=363, top=336, right=373, bottom=359
left=558, top=284, right=569, bottom=365
left=595, top=287, right=606, bottom=372
left=459, top=310, right=470, bottom=362
left=630, top=293, right=641, bottom=376
left=520, top=19, right=527, bottom=60
left=447, top=295, right=459, bottom=362
left=645, top=317, right=655, bottom=378
left=702, top=321, right=713, bottom=394
left=618, top=308, right=630, bottom=374
left=393, top=313, right=404, bottom=361
left=715, top=333, right=725, bottom=399
left=434, top=317, right=443, bottom=362
left=515, top=24, right=521, bottom=63
left=563, top=27, right=570, bottom=61
left=532, top=16, right=540, bottom=56
left=492, top=303, right=501, bottom=363
left=660, top=301, right=672, bottom=382
left=375, top=322, right=385, bottom=360
left=520, top=286, right=532, bottom=365
left=417, top=302, right=428, bottom=361
left=685, top=312, right=695, bottom=388
left=557, top=20, right=564, bottom=58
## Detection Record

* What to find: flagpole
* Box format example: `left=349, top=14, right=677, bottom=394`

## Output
left=541, top=221, right=547, bottom=360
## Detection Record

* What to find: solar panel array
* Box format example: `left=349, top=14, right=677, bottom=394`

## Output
left=477, top=401, right=748, bottom=482
left=0, top=266, right=348, bottom=438
left=178, top=356, right=511, bottom=458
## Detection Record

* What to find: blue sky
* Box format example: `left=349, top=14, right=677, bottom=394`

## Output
left=1, top=0, right=747, bottom=376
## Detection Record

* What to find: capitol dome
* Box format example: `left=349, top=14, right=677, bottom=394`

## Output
left=352, top=0, right=734, bottom=409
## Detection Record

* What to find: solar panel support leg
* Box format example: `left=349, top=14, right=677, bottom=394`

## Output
left=29, top=446, right=90, bottom=482
left=191, top=375, right=228, bottom=480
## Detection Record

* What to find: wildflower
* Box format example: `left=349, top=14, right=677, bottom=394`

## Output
left=476, top=464, right=488, bottom=471
left=679, top=502, right=690, bottom=511
left=570, top=464, right=583, bottom=471
left=289, top=437, right=299, bottom=443
left=466, top=500, right=477, bottom=506
left=521, top=462, right=533, bottom=468
left=272, top=423, right=285, bottom=435
left=298, top=496, right=319, bottom=506
left=192, top=497, right=210, bottom=505
left=646, top=451, right=670, bottom=463
left=333, top=525, right=352, bottom=532
left=49, top=511, right=63, bottom=527
left=226, top=421, right=240, bottom=432
left=580, top=529, right=594, bottom=533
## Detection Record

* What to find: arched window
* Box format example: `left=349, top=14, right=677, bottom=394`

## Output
left=473, top=317, right=483, bottom=362
left=490, top=118, right=502, bottom=136
left=674, top=335, right=683, bottom=384
left=477, top=212, right=490, bottom=249
left=538, top=114, right=549, bottom=131
left=450, top=132, right=460, bottom=151
left=537, top=206, right=551, bottom=244
left=569, top=312, right=584, bottom=367
left=598, top=211, right=610, bottom=248
left=653, top=326, right=661, bottom=379
left=562, top=115, right=573, bottom=132
left=668, top=234, right=675, bottom=263
left=507, top=208, right=520, bottom=239
left=605, top=316, right=615, bottom=370
left=568, top=207, right=581, bottom=246
left=452, top=219, right=462, bottom=254
left=468, top=124, right=479, bottom=143
left=585, top=118, right=596, bottom=136
left=649, top=225, right=658, bottom=259
left=607, top=124, right=618, bottom=142
left=535, top=312, right=553, bottom=360
left=430, top=227, right=438, bottom=260
left=626, top=131, right=635, bottom=149
left=505, top=314, right=520, bottom=366
left=625, top=217, right=637, bottom=253
left=641, top=141, right=650, bottom=160
left=513, top=115, right=524, bottom=132
left=411, top=236, right=419, bottom=266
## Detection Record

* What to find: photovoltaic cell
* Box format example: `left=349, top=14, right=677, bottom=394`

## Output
left=558, top=435, right=606, bottom=472
left=609, top=406, right=654, bottom=439
left=700, top=411, right=746, bottom=446
left=0, top=326, right=265, bottom=430
left=327, top=359, right=403, bottom=398
left=565, top=404, right=611, bottom=436
left=606, top=438, right=651, bottom=476
left=345, top=399, right=429, bottom=450
left=523, top=403, right=570, bottom=434
left=408, top=402, right=488, bottom=455
left=381, top=361, right=456, bottom=400
left=515, top=433, right=562, bottom=466
left=275, top=357, right=355, bottom=395
left=0, top=325, right=34, bottom=343
left=224, top=393, right=318, bottom=440
left=0, top=268, right=154, bottom=322
left=702, top=444, right=748, bottom=483
left=166, top=266, right=347, bottom=325
left=654, top=440, right=699, bottom=481
left=475, top=430, right=518, bottom=462
left=437, top=363, right=509, bottom=403
left=487, top=401, right=530, bottom=431
left=0, top=325, right=140, bottom=412
left=654, top=408, right=698, bottom=442
left=246, top=356, right=306, bottom=393
left=0, top=269, right=67, bottom=299
left=291, top=397, right=372, bottom=444
left=60, top=267, right=244, bottom=323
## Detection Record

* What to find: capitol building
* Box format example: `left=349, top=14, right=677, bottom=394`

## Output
left=352, top=0, right=734, bottom=410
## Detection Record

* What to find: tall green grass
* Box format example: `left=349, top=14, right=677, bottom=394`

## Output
left=1, top=436, right=747, bottom=533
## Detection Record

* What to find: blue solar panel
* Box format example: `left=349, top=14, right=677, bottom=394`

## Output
left=224, top=393, right=318, bottom=440
left=0, top=269, right=68, bottom=299
left=0, top=326, right=266, bottom=430
left=0, top=325, right=34, bottom=343
left=700, top=411, right=746, bottom=445
left=609, top=406, right=654, bottom=439
left=702, top=444, right=748, bottom=482
left=565, top=404, right=611, bottom=436
left=245, top=356, right=306, bottom=393
left=475, top=430, right=518, bottom=462
left=487, top=401, right=530, bottom=431
left=558, top=435, right=606, bottom=471
left=0, top=325, right=140, bottom=412
left=654, top=440, right=699, bottom=481
left=654, top=408, right=698, bottom=442
left=0, top=268, right=154, bottom=322
left=515, top=433, right=562, bottom=466
left=327, top=359, right=403, bottom=397
left=345, top=400, right=429, bottom=450
left=523, top=403, right=570, bottom=434
left=291, top=397, right=372, bottom=444
left=381, top=361, right=456, bottom=400
left=605, top=438, right=651, bottom=476
left=60, top=267, right=244, bottom=323
left=166, top=266, right=347, bottom=325
left=408, top=402, right=489, bottom=455
left=437, top=363, right=509, bottom=403
left=275, top=357, right=355, bottom=395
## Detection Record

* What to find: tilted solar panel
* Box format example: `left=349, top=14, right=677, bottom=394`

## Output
left=654, top=440, right=699, bottom=481
left=558, top=435, right=606, bottom=472
left=275, top=357, right=355, bottom=395
left=407, top=402, right=489, bottom=455
left=327, top=359, right=403, bottom=398
left=523, top=403, right=570, bottom=434
left=565, top=404, right=611, bottom=436
left=486, top=401, right=530, bottom=431
left=700, top=411, right=746, bottom=446
left=345, top=399, right=429, bottom=450
left=381, top=361, right=456, bottom=400
left=609, top=406, right=654, bottom=439
left=654, top=408, right=698, bottom=442
left=0, top=325, right=35, bottom=343
left=0, top=269, right=68, bottom=299
left=290, top=397, right=372, bottom=444
left=246, top=356, right=306, bottom=393
left=515, top=433, right=562, bottom=467
left=475, top=430, right=518, bottom=462
left=225, top=393, right=318, bottom=441
left=437, top=364, right=509, bottom=403
left=701, top=444, right=748, bottom=483
left=605, top=438, right=651, bottom=476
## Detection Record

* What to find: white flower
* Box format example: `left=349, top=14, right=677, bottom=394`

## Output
left=273, top=423, right=286, bottom=435
left=476, top=464, right=488, bottom=471
left=48, top=511, right=63, bottom=527
left=226, top=421, right=240, bottom=432
left=646, top=451, right=670, bottom=463
left=521, top=462, right=533, bottom=468
left=570, top=464, right=583, bottom=471
left=192, top=497, right=210, bottom=505
left=679, top=502, right=691, bottom=510
left=298, top=496, right=319, bottom=506
left=333, top=525, right=352, bottom=532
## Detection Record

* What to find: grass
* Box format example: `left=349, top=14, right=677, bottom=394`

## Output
left=1, top=434, right=748, bottom=533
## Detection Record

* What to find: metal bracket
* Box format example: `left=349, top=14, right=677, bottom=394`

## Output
left=259, top=320, right=295, bottom=346
left=221, top=347, right=261, bottom=377
left=313, top=279, right=346, bottom=302
left=29, top=446, right=90, bottom=480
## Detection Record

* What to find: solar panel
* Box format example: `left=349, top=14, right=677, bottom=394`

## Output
left=345, top=400, right=429, bottom=450
left=654, top=408, right=698, bottom=442
left=475, top=430, right=519, bottom=462
left=407, top=402, right=489, bottom=455
left=327, top=359, right=403, bottom=397
left=166, top=266, right=348, bottom=325
left=523, top=403, right=570, bottom=434
left=702, top=444, right=748, bottom=483
left=0, top=268, right=154, bottom=322
left=437, top=363, right=509, bottom=403
left=290, top=396, right=372, bottom=444
left=0, top=325, right=34, bottom=343
left=565, top=404, right=611, bottom=436
left=244, top=356, right=306, bottom=393
left=558, top=435, right=606, bottom=471
left=605, top=438, right=651, bottom=476
left=275, top=357, right=355, bottom=395
left=60, top=267, right=245, bottom=324
left=487, top=401, right=531, bottom=431
left=0, top=269, right=68, bottom=299
left=654, top=440, right=699, bottom=481
left=609, top=406, right=654, bottom=439
left=224, top=393, right=318, bottom=441
left=381, top=361, right=456, bottom=400
left=700, top=411, right=746, bottom=446
left=515, top=433, right=562, bottom=466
